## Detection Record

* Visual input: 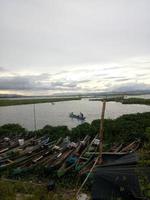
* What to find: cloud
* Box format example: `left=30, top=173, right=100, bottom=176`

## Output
left=0, top=67, right=6, bottom=71
left=0, top=73, right=83, bottom=92
left=0, top=72, right=149, bottom=94
left=111, top=82, right=150, bottom=92
left=0, top=0, right=150, bottom=70
left=0, top=0, right=150, bottom=96
left=0, top=55, right=150, bottom=95
left=115, top=78, right=131, bottom=82
left=0, top=74, right=51, bottom=90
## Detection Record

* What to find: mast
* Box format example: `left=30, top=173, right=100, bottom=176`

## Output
left=33, top=104, right=37, bottom=131
left=98, top=100, right=106, bottom=164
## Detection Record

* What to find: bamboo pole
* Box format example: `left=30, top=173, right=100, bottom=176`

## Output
left=98, top=100, right=106, bottom=164
left=76, top=100, right=106, bottom=197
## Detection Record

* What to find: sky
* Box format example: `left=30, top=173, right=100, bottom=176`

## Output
left=0, top=0, right=150, bottom=95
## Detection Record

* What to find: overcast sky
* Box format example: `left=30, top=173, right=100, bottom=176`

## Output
left=0, top=0, right=150, bottom=95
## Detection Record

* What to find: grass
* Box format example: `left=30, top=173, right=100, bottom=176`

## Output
left=121, top=98, right=150, bottom=105
left=0, top=179, right=78, bottom=200
left=0, top=97, right=82, bottom=107
left=90, top=97, right=150, bottom=105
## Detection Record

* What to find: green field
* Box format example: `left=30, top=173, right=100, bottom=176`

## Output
left=90, top=97, right=150, bottom=105
left=0, top=97, right=82, bottom=107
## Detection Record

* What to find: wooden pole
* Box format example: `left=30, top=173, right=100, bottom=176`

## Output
left=33, top=104, right=37, bottom=131
left=76, top=100, right=106, bottom=197
left=98, top=100, right=106, bottom=164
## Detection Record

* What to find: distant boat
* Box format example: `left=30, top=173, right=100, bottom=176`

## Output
left=69, top=112, right=86, bottom=121
left=51, top=102, right=55, bottom=105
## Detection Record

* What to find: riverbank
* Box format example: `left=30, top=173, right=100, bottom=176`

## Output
left=0, top=112, right=150, bottom=144
left=0, top=97, right=82, bottom=107
left=0, top=112, right=150, bottom=199
left=90, top=97, right=150, bottom=105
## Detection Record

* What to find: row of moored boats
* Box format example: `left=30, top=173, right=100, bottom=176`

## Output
left=0, top=135, right=141, bottom=178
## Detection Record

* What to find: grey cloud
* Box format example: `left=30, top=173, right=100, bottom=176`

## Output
left=0, top=66, right=8, bottom=72
left=54, top=70, right=70, bottom=76
left=0, top=74, right=84, bottom=92
left=51, top=79, right=90, bottom=88
left=115, top=78, right=131, bottom=82
left=98, top=75, right=126, bottom=80
left=76, top=79, right=91, bottom=83
left=135, top=73, right=150, bottom=78
left=0, top=76, right=48, bottom=90
left=103, top=66, right=124, bottom=71
left=63, top=83, right=77, bottom=88
left=0, top=73, right=52, bottom=90
left=111, top=82, right=150, bottom=92
left=51, top=81, right=65, bottom=87
left=0, top=67, right=5, bottom=71
left=50, top=81, right=76, bottom=88
left=95, top=73, right=108, bottom=77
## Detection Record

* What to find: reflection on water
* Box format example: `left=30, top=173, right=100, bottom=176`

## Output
left=0, top=99, right=150, bottom=130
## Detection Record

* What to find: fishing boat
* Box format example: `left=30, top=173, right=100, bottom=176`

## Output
left=78, top=140, right=141, bottom=176
left=69, top=112, right=86, bottom=120
left=44, top=137, right=77, bottom=172
left=10, top=138, right=62, bottom=177
left=74, top=136, right=100, bottom=174
left=57, top=135, right=90, bottom=177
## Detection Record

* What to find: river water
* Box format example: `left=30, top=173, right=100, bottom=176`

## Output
left=0, top=99, right=150, bottom=130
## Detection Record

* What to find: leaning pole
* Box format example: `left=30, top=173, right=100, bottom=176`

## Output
left=98, top=100, right=106, bottom=164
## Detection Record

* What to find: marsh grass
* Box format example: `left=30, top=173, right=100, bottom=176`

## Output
left=0, top=97, right=81, bottom=107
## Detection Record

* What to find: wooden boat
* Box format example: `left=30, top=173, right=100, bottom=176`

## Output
left=120, top=139, right=141, bottom=153
left=0, top=135, right=55, bottom=162
left=48, top=148, right=74, bottom=171
left=44, top=140, right=75, bottom=171
left=10, top=138, right=62, bottom=176
left=69, top=113, right=86, bottom=120
left=57, top=135, right=90, bottom=177
left=74, top=136, right=99, bottom=173
left=0, top=137, right=58, bottom=173
left=78, top=140, right=141, bottom=176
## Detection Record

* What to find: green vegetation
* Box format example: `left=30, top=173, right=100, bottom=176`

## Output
left=0, top=179, right=77, bottom=200
left=0, top=112, right=150, bottom=144
left=122, top=98, right=150, bottom=105
left=90, top=97, right=150, bottom=105
left=0, top=124, right=27, bottom=138
left=0, top=97, right=82, bottom=107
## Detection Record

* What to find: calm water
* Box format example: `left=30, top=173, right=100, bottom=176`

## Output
left=0, top=99, right=150, bottom=130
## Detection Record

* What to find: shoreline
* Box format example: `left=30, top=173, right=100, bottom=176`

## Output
left=0, top=97, right=82, bottom=107
left=89, top=97, right=150, bottom=105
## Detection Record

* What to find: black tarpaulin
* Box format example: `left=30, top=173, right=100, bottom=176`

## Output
left=92, top=166, right=142, bottom=200
left=102, top=152, right=139, bottom=167
left=92, top=153, right=150, bottom=200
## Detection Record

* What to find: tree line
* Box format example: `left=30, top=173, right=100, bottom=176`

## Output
left=0, top=112, right=150, bottom=146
